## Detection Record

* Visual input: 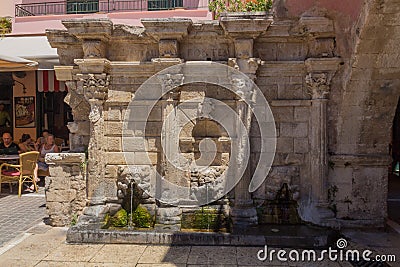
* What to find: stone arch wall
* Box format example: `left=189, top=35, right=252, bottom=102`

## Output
left=328, top=0, right=400, bottom=225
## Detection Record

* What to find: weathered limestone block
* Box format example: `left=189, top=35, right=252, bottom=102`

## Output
left=294, top=107, right=310, bottom=122
left=280, top=122, right=308, bottom=137
left=294, top=138, right=309, bottom=153
left=106, top=136, right=122, bottom=152
left=105, top=164, right=118, bottom=178
left=45, top=153, right=86, bottom=227
left=271, top=106, right=294, bottom=122
left=105, top=107, right=122, bottom=121
left=155, top=207, right=182, bottom=231
left=276, top=137, right=294, bottom=153
left=328, top=154, right=390, bottom=225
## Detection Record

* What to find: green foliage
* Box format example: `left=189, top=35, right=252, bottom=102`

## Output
left=130, top=205, right=153, bottom=228
left=194, top=208, right=218, bottom=229
left=209, top=0, right=273, bottom=19
left=0, top=17, right=11, bottom=35
left=111, top=209, right=128, bottom=227
left=244, top=0, right=273, bottom=12
left=102, top=213, right=111, bottom=229
left=70, top=213, right=78, bottom=226
left=181, top=207, right=226, bottom=231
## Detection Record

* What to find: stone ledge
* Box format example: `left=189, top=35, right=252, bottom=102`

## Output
left=67, top=224, right=338, bottom=248
left=45, top=153, right=86, bottom=165
left=271, top=100, right=311, bottom=107
left=330, top=154, right=392, bottom=167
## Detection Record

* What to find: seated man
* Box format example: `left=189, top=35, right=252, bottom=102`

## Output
left=0, top=132, right=20, bottom=155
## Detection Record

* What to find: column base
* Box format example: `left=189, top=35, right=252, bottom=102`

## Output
left=230, top=207, right=258, bottom=228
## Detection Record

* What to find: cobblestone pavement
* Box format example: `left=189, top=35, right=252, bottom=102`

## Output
left=0, top=186, right=46, bottom=247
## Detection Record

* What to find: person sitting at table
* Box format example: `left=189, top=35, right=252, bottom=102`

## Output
left=0, top=132, right=20, bottom=155
left=19, top=134, right=38, bottom=153
left=37, top=134, right=59, bottom=172
left=35, top=129, right=49, bottom=148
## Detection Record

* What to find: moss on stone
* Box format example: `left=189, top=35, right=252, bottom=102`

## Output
left=130, top=205, right=153, bottom=228
left=101, top=213, right=111, bottom=229
left=182, top=207, right=227, bottom=231
left=111, top=209, right=128, bottom=227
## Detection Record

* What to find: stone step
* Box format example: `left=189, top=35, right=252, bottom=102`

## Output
left=67, top=224, right=339, bottom=248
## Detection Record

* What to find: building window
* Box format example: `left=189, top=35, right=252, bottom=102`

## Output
left=66, top=0, right=99, bottom=14
left=148, top=0, right=183, bottom=11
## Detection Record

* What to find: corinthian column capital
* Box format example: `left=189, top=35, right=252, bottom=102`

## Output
left=305, top=72, right=330, bottom=99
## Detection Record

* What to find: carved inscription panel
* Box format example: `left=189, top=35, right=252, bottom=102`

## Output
left=181, top=42, right=233, bottom=61
left=108, top=42, right=158, bottom=61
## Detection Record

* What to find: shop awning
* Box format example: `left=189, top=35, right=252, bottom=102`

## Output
left=0, top=54, right=38, bottom=72
left=38, top=70, right=67, bottom=92
left=0, top=36, right=59, bottom=70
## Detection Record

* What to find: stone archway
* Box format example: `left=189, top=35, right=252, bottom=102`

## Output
left=330, top=0, right=400, bottom=226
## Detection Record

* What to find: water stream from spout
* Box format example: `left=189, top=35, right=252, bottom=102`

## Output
left=206, top=183, right=210, bottom=232
left=128, top=180, right=134, bottom=229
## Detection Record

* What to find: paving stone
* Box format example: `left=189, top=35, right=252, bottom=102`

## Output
left=44, top=244, right=104, bottom=262
left=0, top=188, right=46, bottom=247
left=36, top=261, right=104, bottom=267
left=0, top=258, right=40, bottom=267
left=138, top=245, right=190, bottom=264
left=89, top=244, right=146, bottom=264
left=188, top=246, right=237, bottom=265
left=236, top=246, right=282, bottom=266
left=137, top=264, right=186, bottom=267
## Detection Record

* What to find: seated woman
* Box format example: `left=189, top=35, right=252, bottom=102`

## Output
left=37, top=134, right=59, bottom=173
left=18, top=134, right=37, bottom=153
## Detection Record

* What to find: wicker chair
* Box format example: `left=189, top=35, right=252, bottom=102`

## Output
left=0, top=151, right=39, bottom=197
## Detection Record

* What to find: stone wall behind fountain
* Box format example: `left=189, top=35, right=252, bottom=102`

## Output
left=45, top=9, right=392, bottom=229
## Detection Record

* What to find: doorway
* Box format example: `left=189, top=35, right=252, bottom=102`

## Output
left=0, top=72, right=14, bottom=138
left=389, top=97, right=400, bottom=224
left=37, top=91, right=72, bottom=142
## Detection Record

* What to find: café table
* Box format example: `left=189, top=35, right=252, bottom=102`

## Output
left=0, top=154, right=20, bottom=165
left=0, top=154, right=20, bottom=161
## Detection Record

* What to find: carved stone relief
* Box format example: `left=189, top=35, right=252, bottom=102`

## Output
left=159, top=39, right=178, bottom=58
left=305, top=73, right=329, bottom=99
left=82, top=39, right=106, bottom=58
left=158, top=73, right=184, bottom=92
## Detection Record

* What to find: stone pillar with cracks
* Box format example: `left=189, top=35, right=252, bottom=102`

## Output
left=81, top=73, right=109, bottom=205
left=304, top=58, right=339, bottom=225
left=306, top=72, right=330, bottom=204
left=228, top=57, right=261, bottom=227
left=155, top=73, right=184, bottom=231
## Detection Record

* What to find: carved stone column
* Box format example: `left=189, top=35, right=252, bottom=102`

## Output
left=78, top=73, right=110, bottom=206
left=305, top=72, right=330, bottom=203
left=228, top=58, right=261, bottom=227
left=304, top=58, right=339, bottom=224
left=156, top=73, right=184, bottom=231
left=221, top=14, right=272, bottom=228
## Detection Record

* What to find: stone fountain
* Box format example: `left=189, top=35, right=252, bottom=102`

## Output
left=43, top=15, right=343, bottom=247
